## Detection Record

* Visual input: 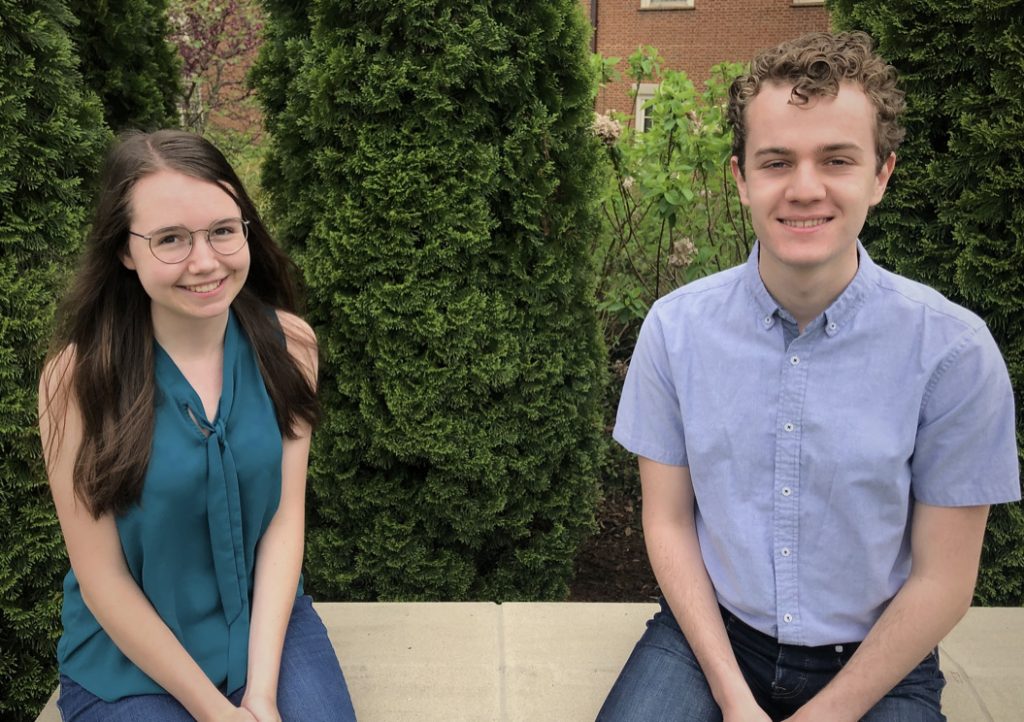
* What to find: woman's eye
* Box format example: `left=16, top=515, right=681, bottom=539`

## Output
left=155, top=232, right=186, bottom=246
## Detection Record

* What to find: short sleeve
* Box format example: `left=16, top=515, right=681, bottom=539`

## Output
left=613, top=306, right=689, bottom=466
left=911, top=325, right=1021, bottom=506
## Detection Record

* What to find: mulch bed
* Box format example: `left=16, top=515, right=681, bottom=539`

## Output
left=568, top=489, right=661, bottom=602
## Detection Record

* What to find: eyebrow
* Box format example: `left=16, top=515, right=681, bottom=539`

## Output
left=753, top=143, right=865, bottom=157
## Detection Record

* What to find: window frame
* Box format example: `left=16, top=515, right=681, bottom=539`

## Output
left=639, top=0, right=695, bottom=10
left=634, top=82, right=659, bottom=133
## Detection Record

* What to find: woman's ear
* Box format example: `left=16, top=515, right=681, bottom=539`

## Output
left=120, top=244, right=137, bottom=270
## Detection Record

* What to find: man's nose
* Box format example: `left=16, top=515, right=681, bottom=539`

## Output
left=785, top=163, right=826, bottom=203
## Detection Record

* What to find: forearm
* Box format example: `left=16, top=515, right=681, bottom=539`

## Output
left=647, top=507, right=761, bottom=720
left=792, top=572, right=970, bottom=721
left=791, top=503, right=988, bottom=722
left=244, top=510, right=305, bottom=699
left=82, top=573, right=235, bottom=721
left=647, top=518, right=758, bottom=715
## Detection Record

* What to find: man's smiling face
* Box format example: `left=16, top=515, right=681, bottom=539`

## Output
left=731, top=81, right=895, bottom=286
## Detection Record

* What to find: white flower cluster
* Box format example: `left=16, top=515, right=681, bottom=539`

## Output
left=591, top=113, right=622, bottom=145
left=668, top=237, right=697, bottom=268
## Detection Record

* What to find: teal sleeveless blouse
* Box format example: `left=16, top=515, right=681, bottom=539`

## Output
left=57, top=310, right=300, bottom=701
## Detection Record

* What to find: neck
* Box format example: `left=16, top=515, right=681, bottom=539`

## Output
left=151, top=308, right=230, bottom=360
left=758, top=248, right=858, bottom=331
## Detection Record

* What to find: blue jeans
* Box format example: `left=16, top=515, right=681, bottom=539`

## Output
left=57, top=595, right=357, bottom=722
left=597, top=598, right=945, bottom=722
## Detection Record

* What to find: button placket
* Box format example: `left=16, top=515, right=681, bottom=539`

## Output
left=773, top=338, right=810, bottom=643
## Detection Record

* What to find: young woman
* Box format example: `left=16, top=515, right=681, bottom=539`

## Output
left=39, top=130, right=357, bottom=722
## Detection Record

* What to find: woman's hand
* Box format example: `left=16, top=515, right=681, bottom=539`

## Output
left=211, top=707, right=258, bottom=722
left=722, top=697, right=772, bottom=722
left=240, top=692, right=282, bottom=722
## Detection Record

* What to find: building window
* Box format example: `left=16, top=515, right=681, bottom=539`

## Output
left=640, top=0, right=695, bottom=9
left=634, top=83, right=659, bottom=132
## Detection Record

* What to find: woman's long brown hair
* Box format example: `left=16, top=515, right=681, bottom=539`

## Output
left=44, top=130, right=319, bottom=518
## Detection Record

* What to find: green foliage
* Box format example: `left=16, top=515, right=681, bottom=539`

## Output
left=254, top=0, right=605, bottom=601
left=68, top=0, right=181, bottom=131
left=593, top=53, right=751, bottom=345
left=0, top=1, right=109, bottom=718
left=829, top=0, right=1024, bottom=604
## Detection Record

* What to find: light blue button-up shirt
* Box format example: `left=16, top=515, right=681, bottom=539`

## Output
left=614, top=243, right=1020, bottom=646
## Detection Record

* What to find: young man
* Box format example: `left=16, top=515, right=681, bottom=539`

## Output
left=597, top=32, right=1020, bottom=722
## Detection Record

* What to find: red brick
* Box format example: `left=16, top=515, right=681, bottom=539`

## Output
left=584, top=0, right=830, bottom=117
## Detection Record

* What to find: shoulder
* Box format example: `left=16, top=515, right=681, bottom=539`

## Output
left=872, top=267, right=986, bottom=334
left=39, top=344, right=78, bottom=409
left=273, top=309, right=318, bottom=379
left=38, top=344, right=83, bottom=470
left=274, top=309, right=316, bottom=345
left=647, top=264, right=747, bottom=328
left=867, top=267, right=1006, bottom=392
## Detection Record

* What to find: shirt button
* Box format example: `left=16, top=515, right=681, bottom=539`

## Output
left=783, top=422, right=795, bottom=432
left=763, top=315, right=773, bottom=327
left=782, top=487, right=792, bottom=496
left=828, top=322, right=838, bottom=331
left=790, top=355, right=800, bottom=365
left=781, top=548, right=791, bottom=557
left=783, top=613, right=793, bottom=623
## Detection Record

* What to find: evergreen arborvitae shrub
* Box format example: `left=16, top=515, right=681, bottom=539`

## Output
left=0, top=2, right=108, bottom=719
left=829, top=0, right=1024, bottom=604
left=254, top=0, right=605, bottom=600
left=67, top=0, right=180, bottom=131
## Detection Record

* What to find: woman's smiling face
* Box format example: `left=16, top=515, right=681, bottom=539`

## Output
left=122, top=169, right=250, bottom=331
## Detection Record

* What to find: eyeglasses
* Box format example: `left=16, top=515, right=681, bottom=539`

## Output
left=128, top=217, right=249, bottom=264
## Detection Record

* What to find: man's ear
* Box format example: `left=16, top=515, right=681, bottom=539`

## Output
left=871, top=152, right=897, bottom=206
left=730, top=156, right=750, bottom=206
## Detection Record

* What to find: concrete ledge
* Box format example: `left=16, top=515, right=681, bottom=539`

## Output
left=36, top=604, right=1024, bottom=721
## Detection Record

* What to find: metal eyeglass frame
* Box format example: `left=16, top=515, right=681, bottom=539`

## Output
left=128, top=217, right=250, bottom=264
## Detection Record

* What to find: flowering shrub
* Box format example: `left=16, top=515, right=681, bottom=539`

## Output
left=167, top=0, right=262, bottom=136
left=591, top=49, right=751, bottom=353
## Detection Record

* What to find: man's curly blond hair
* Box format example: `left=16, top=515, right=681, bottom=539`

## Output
left=728, top=31, right=906, bottom=175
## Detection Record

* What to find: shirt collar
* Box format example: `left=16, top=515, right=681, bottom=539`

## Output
left=742, top=240, right=879, bottom=336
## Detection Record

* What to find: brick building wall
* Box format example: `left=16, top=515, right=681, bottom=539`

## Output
left=581, top=0, right=830, bottom=120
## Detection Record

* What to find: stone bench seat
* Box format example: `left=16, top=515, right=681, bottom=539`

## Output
left=36, top=603, right=1024, bottom=721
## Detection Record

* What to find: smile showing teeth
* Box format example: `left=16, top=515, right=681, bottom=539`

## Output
left=781, top=218, right=830, bottom=228
left=184, top=280, right=222, bottom=293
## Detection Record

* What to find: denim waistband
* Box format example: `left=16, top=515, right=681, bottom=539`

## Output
left=719, top=604, right=862, bottom=660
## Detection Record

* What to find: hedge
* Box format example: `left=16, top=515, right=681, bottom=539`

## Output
left=0, top=2, right=108, bottom=718
left=253, top=0, right=606, bottom=601
left=67, top=0, right=181, bottom=131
